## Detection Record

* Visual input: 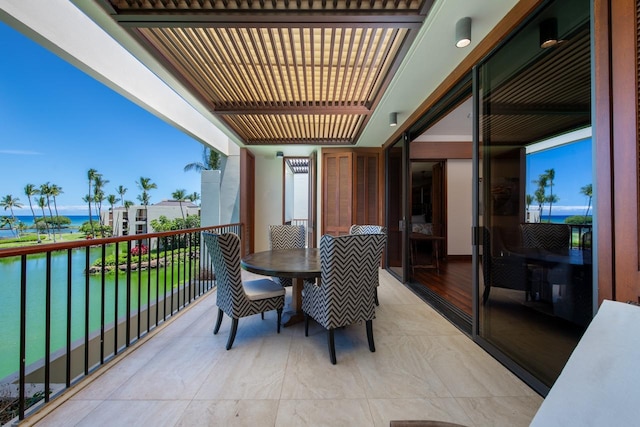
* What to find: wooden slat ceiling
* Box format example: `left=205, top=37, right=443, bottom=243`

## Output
left=482, top=24, right=591, bottom=145
left=100, top=0, right=434, bottom=146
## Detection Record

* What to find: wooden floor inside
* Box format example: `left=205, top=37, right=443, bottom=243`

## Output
left=411, top=257, right=473, bottom=317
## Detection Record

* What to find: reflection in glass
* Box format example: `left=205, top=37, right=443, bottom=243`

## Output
left=477, top=0, right=592, bottom=390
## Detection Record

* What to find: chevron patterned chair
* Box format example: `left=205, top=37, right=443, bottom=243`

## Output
left=481, top=227, right=529, bottom=304
left=520, top=223, right=571, bottom=302
left=203, top=232, right=285, bottom=350
left=349, top=224, right=387, bottom=306
left=269, top=224, right=306, bottom=287
left=302, top=233, right=386, bottom=364
left=520, top=223, right=571, bottom=254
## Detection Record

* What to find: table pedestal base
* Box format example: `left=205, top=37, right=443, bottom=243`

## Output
left=281, top=310, right=305, bottom=327
left=282, top=277, right=305, bottom=327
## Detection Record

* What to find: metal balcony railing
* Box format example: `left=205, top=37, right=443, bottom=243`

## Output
left=0, top=224, right=242, bottom=423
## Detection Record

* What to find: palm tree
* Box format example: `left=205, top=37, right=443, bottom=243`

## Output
left=87, top=168, right=98, bottom=231
left=0, top=194, right=23, bottom=237
left=188, top=192, right=200, bottom=206
left=184, top=146, right=220, bottom=173
left=534, top=188, right=545, bottom=221
left=37, top=195, right=50, bottom=239
left=123, top=200, right=134, bottom=234
left=544, top=168, right=556, bottom=221
left=136, top=191, right=151, bottom=232
left=0, top=216, right=15, bottom=235
left=24, top=184, right=41, bottom=242
left=136, top=177, right=157, bottom=233
left=116, top=185, right=127, bottom=207
left=172, top=189, right=187, bottom=220
left=17, top=221, right=28, bottom=236
left=580, top=183, right=593, bottom=223
left=546, top=193, right=559, bottom=219
left=533, top=174, right=548, bottom=221
left=107, top=194, right=120, bottom=235
left=40, top=183, right=56, bottom=242
left=93, top=175, right=109, bottom=227
left=50, top=184, right=63, bottom=238
left=94, top=190, right=106, bottom=231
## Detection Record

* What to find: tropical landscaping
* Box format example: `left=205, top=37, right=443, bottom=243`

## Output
left=526, top=167, right=593, bottom=224
left=0, top=146, right=221, bottom=249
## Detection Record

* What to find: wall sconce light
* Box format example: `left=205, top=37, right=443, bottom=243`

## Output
left=276, top=151, right=284, bottom=158
left=389, top=112, right=398, bottom=127
left=455, top=17, right=472, bottom=48
left=540, top=18, right=559, bottom=48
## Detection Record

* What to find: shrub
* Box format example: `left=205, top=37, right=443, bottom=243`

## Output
left=131, top=244, right=148, bottom=256
left=564, top=215, right=592, bottom=225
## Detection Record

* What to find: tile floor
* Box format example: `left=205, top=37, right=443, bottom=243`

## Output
left=25, top=270, right=542, bottom=427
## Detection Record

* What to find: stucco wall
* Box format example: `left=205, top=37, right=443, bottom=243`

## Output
left=254, top=155, right=285, bottom=251
left=447, top=159, right=472, bottom=255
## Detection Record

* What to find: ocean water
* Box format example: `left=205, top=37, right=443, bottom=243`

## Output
left=548, top=215, right=571, bottom=224
left=0, top=215, right=97, bottom=239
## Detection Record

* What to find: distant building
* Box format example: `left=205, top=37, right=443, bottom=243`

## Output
left=526, top=208, right=541, bottom=223
left=102, top=200, right=200, bottom=237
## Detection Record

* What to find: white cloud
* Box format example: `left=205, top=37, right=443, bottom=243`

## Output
left=0, top=150, right=43, bottom=155
left=550, top=205, right=589, bottom=212
left=11, top=205, right=90, bottom=215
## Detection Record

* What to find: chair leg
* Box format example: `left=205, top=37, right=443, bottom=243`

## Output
left=277, top=308, right=282, bottom=333
left=482, top=285, right=491, bottom=305
left=366, top=320, right=375, bottom=353
left=226, top=318, right=238, bottom=350
left=327, top=328, right=336, bottom=365
left=213, top=308, right=223, bottom=334
left=304, top=314, right=309, bottom=337
left=261, top=312, right=264, bottom=320
left=374, top=287, right=379, bottom=306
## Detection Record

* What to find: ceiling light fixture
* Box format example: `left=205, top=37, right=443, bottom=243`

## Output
left=389, top=112, right=398, bottom=127
left=540, top=18, right=559, bottom=48
left=455, top=17, right=472, bottom=48
left=276, top=151, right=284, bottom=158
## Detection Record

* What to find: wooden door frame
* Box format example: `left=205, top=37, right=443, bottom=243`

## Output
left=240, top=148, right=255, bottom=256
left=594, top=0, right=638, bottom=304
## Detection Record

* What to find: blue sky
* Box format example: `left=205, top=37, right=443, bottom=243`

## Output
left=0, top=22, right=206, bottom=216
left=526, top=138, right=593, bottom=216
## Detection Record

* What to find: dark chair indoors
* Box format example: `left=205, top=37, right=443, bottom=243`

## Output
left=520, top=223, right=571, bottom=254
left=203, top=232, right=285, bottom=350
left=349, top=224, right=387, bottom=305
left=520, top=223, right=571, bottom=302
left=481, top=227, right=529, bottom=304
left=302, top=233, right=386, bottom=364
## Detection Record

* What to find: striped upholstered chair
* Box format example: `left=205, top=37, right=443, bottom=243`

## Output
left=269, top=224, right=306, bottom=287
left=520, top=223, right=571, bottom=253
left=349, top=224, right=386, bottom=306
left=302, top=233, right=386, bottom=364
left=519, top=223, right=572, bottom=302
left=203, top=232, right=285, bottom=350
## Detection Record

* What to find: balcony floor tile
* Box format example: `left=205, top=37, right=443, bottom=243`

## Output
left=25, top=270, right=542, bottom=427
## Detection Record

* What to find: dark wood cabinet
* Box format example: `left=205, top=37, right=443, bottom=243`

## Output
left=322, top=148, right=382, bottom=236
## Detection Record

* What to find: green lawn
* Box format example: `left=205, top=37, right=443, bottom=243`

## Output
left=0, top=232, right=87, bottom=249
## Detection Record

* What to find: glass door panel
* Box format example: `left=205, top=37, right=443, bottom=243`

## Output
left=475, top=0, right=592, bottom=392
left=386, top=136, right=408, bottom=281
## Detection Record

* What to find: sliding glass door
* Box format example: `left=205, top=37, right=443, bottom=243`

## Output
left=386, top=136, right=409, bottom=282
left=475, top=0, right=592, bottom=393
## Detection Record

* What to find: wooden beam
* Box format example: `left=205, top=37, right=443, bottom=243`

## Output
left=410, top=141, right=471, bottom=159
